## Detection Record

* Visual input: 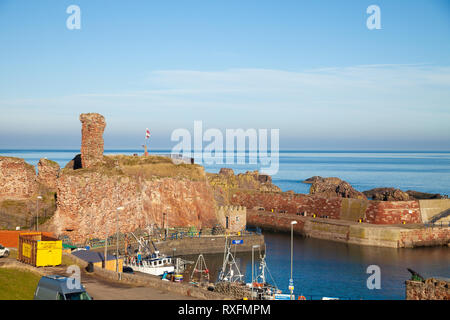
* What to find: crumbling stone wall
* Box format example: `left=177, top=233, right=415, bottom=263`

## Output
left=0, top=157, right=37, bottom=200
left=406, top=278, right=450, bottom=300
left=50, top=170, right=218, bottom=243
left=79, top=113, right=106, bottom=169
left=37, top=158, right=60, bottom=189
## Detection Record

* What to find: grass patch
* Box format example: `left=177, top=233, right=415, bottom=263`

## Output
left=0, top=268, right=40, bottom=300
left=122, top=163, right=205, bottom=181
left=62, top=154, right=206, bottom=181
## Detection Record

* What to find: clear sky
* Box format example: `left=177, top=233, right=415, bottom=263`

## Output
left=0, top=0, right=449, bottom=150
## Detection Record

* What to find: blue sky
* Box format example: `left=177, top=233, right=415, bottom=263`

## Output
left=0, top=0, right=449, bottom=150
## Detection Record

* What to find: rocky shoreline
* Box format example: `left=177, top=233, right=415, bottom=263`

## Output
left=302, top=176, right=447, bottom=201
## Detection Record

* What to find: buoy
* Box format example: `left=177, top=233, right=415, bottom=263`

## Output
left=298, top=295, right=306, bottom=300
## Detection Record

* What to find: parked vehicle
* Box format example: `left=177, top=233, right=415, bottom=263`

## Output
left=0, top=244, right=9, bottom=258
left=34, top=275, right=92, bottom=300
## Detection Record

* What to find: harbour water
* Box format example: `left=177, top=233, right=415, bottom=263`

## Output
left=1, top=149, right=449, bottom=299
left=183, top=232, right=450, bottom=300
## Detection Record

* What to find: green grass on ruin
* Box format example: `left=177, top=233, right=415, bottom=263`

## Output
left=61, top=154, right=206, bottom=181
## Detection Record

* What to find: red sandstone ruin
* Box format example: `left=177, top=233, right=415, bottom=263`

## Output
left=79, top=113, right=106, bottom=169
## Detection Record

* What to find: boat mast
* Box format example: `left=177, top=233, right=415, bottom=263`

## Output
left=218, top=237, right=243, bottom=282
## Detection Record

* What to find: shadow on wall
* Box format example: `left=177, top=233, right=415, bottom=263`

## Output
left=64, top=154, right=82, bottom=170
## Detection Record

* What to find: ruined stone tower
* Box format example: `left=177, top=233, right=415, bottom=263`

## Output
left=79, top=113, right=106, bottom=168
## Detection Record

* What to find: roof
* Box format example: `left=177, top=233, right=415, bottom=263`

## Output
left=39, top=275, right=86, bottom=294
left=72, top=250, right=117, bottom=263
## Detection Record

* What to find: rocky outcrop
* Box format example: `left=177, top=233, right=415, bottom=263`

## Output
left=37, top=158, right=60, bottom=190
left=79, top=113, right=106, bottom=169
left=0, top=156, right=38, bottom=201
left=406, top=278, right=450, bottom=300
left=303, top=176, right=341, bottom=185
left=363, top=188, right=410, bottom=201
left=309, top=177, right=366, bottom=200
left=207, top=169, right=282, bottom=205
left=363, top=188, right=445, bottom=201
left=406, top=190, right=445, bottom=200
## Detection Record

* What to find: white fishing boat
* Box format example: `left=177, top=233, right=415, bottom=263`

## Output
left=218, top=238, right=244, bottom=283
left=125, top=251, right=175, bottom=276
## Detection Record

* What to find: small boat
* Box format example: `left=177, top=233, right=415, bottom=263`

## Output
left=124, top=251, right=175, bottom=276
left=246, top=251, right=282, bottom=300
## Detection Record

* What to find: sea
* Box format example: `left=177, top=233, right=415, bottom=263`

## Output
left=1, top=149, right=449, bottom=300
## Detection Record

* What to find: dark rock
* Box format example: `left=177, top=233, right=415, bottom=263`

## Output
left=364, top=188, right=445, bottom=201
left=303, top=176, right=324, bottom=184
left=257, top=174, right=272, bottom=184
left=405, top=190, right=444, bottom=200
left=363, top=188, right=410, bottom=201
left=309, top=177, right=366, bottom=200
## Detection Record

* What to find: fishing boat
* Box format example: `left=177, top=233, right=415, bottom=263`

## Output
left=124, top=250, right=175, bottom=276
left=217, top=238, right=244, bottom=283
left=246, top=251, right=282, bottom=300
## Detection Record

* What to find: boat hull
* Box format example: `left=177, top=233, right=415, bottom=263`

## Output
left=125, top=263, right=175, bottom=276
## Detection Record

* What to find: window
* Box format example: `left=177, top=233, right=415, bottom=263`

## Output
left=64, top=291, right=92, bottom=300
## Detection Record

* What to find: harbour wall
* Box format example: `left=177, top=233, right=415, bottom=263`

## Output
left=153, top=234, right=265, bottom=256
left=231, top=192, right=450, bottom=225
left=247, top=210, right=450, bottom=248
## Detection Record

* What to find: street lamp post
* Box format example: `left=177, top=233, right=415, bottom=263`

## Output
left=36, top=196, right=43, bottom=231
left=252, top=244, right=260, bottom=300
left=173, top=248, right=177, bottom=273
left=116, top=207, right=124, bottom=273
left=104, top=220, right=109, bottom=269
left=290, top=221, right=297, bottom=300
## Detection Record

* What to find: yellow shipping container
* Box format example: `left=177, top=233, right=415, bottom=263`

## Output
left=18, top=233, right=62, bottom=267
left=36, top=240, right=62, bottom=267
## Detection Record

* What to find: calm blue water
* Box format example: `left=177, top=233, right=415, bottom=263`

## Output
left=185, top=233, right=450, bottom=300
left=2, top=149, right=450, bottom=299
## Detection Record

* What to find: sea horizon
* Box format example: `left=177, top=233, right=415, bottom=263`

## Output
left=2, top=149, right=449, bottom=196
